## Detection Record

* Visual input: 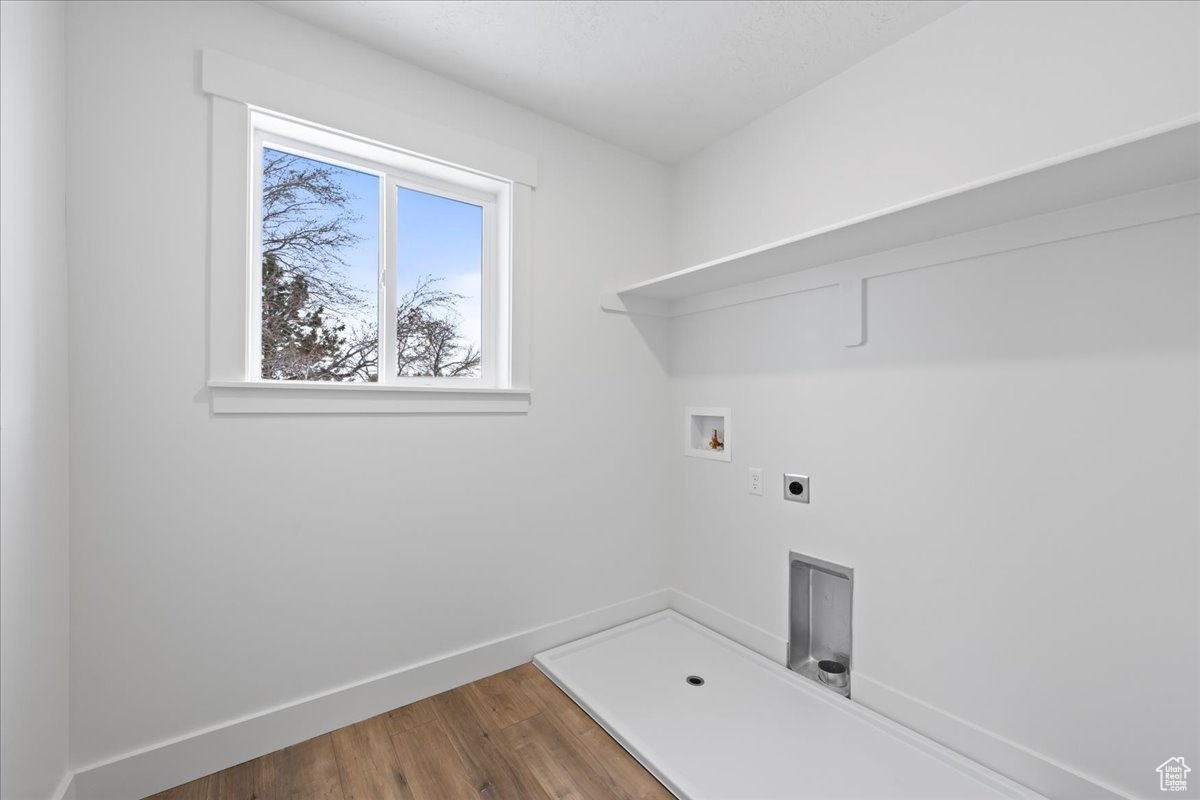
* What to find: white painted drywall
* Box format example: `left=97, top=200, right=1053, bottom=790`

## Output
left=671, top=0, right=1200, bottom=268
left=669, top=217, right=1199, bottom=798
left=54, top=1, right=1200, bottom=795
left=65, top=0, right=672, bottom=770
left=665, top=2, right=1200, bottom=797
left=1, top=2, right=73, bottom=799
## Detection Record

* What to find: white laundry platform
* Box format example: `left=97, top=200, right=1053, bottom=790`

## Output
left=534, top=611, right=1043, bottom=800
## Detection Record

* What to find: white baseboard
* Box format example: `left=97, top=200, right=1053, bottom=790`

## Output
left=49, top=771, right=75, bottom=800
left=65, top=588, right=1134, bottom=800
left=70, top=589, right=670, bottom=800
left=851, top=674, right=1133, bottom=800
left=664, top=589, right=787, bottom=662
left=664, top=588, right=1129, bottom=800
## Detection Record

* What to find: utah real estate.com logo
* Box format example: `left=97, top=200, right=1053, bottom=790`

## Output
left=1157, top=757, right=1190, bottom=792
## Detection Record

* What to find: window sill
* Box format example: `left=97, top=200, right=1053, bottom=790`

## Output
left=207, top=380, right=531, bottom=415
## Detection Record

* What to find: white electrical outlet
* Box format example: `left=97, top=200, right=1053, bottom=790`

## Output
left=748, top=467, right=764, bottom=496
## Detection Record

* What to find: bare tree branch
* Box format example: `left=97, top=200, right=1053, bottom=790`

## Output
left=396, top=275, right=481, bottom=378
left=259, top=150, right=480, bottom=382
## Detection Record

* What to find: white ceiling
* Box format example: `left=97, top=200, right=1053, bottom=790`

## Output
left=262, top=0, right=965, bottom=163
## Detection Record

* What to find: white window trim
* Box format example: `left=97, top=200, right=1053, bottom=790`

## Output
left=203, top=49, right=534, bottom=414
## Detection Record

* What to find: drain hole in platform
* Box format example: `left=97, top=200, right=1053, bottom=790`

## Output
left=686, top=675, right=705, bottom=686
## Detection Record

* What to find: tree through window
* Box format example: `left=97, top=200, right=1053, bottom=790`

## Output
left=258, top=147, right=486, bottom=382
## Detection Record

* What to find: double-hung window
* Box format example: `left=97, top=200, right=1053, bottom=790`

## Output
left=250, top=111, right=511, bottom=389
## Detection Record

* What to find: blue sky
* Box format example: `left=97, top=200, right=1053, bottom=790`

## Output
left=395, top=186, right=483, bottom=356
left=265, top=148, right=483, bottom=365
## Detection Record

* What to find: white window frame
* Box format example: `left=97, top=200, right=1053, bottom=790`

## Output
left=251, top=114, right=510, bottom=389
left=202, top=50, right=533, bottom=414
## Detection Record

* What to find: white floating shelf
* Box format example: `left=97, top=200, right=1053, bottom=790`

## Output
left=603, top=119, right=1200, bottom=345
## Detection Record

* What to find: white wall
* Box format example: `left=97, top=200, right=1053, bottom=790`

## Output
left=671, top=0, right=1200, bottom=267
left=669, top=216, right=1199, bottom=798
left=665, top=2, right=1199, bottom=798
left=51, top=1, right=1200, bottom=796
left=65, top=0, right=672, bottom=771
left=0, top=2, right=73, bottom=799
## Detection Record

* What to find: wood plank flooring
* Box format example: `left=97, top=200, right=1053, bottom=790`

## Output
left=145, top=663, right=673, bottom=800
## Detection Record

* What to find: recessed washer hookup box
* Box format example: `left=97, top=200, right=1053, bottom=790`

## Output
left=789, top=551, right=853, bottom=698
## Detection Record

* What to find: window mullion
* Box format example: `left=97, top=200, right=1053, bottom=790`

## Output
left=382, top=177, right=399, bottom=384
left=481, top=202, right=497, bottom=388
left=249, top=131, right=266, bottom=380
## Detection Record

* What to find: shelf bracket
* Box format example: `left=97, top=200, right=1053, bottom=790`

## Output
left=600, top=292, right=672, bottom=317
left=839, top=279, right=864, bottom=347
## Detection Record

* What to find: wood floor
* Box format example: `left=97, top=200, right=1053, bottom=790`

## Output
left=146, top=663, right=673, bottom=800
